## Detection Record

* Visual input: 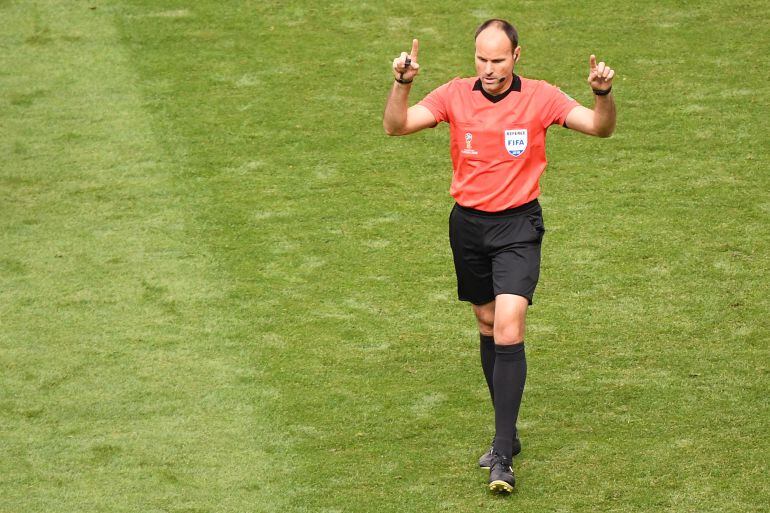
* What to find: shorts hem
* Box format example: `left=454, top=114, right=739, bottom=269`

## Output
left=458, top=294, right=496, bottom=306
left=494, top=291, right=534, bottom=305
left=458, top=293, right=533, bottom=306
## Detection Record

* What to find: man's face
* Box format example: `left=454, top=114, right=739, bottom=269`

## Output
left=474, top=27, right=520, bottom=95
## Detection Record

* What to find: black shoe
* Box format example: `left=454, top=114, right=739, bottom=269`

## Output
left=488, top=453, right=515, bottom=493
left=478, top=428, right=521, bottom=469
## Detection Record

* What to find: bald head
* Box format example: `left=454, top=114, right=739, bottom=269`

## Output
left=475, top=19, right=519, bottom=51
left=474, top=19, right=521, bottom=95
left=476, top=25, right=515, bottom=56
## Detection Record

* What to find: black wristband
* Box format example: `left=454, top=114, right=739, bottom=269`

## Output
left=592, top=86, right=612, bottom=96
left=395, top=76, right=413, bottom=84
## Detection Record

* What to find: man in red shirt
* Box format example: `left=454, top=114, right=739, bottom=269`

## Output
left=383, top=19, right=616, bottom=493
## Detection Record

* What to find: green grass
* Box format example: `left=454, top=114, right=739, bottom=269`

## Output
left=1, top=1, right=768, bottom=512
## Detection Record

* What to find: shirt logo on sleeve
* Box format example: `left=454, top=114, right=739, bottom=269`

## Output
left=462, top=132, right=478, bottom=155
left=504, top=129, right=528, bottom=157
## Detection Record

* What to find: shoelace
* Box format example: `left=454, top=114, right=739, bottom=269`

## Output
left=492, top=459, right=513, bottom=472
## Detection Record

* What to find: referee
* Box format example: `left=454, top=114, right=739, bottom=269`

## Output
left=383, top=19, right=616, bottom=493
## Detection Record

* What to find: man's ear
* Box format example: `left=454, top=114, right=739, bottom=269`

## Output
left=513, top=46, right=521, bottom=64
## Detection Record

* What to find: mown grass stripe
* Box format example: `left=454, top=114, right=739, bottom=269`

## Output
left=1, top=2, right=283, bottom=512
left=2, top=0, right=768, bottom=511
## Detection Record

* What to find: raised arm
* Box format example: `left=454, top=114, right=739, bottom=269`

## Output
left=565, top=55, right=616, bottom=138
left=383, top=38, right=438, bottom=136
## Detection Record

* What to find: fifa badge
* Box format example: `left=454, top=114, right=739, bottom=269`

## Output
left=504, top=129, right=528, bottom=157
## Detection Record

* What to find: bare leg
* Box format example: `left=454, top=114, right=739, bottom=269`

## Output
left=492, top=294, right=528, bottom=345
left=472, top=300, right=495, bottom=336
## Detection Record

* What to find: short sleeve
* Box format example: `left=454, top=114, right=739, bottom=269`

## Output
left=539, top=83, right=581, bottom=128
left=417, top=81, right=452, bottom=124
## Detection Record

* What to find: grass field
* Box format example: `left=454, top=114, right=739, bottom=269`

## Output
left=1, top=1, right=768, bottom=512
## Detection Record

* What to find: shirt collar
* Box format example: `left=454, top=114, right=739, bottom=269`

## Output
left=472, top=74, right=522, bottom=103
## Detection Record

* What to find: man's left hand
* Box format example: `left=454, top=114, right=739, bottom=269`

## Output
left=587, top=54, right=614, bottom=92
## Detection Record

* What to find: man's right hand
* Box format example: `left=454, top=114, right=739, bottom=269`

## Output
left=392, top=39, right=420, bottom=83
left=384, top=37, right=436, bottom=135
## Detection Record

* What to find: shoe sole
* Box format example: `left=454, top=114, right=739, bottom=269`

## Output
left=489, top=480, right=514, bottom=493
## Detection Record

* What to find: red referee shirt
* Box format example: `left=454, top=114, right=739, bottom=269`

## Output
left=418, top=75, right=580, bottom=212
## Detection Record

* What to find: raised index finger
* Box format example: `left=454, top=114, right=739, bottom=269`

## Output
left=589, top=54, right=597, bottom=70
left=410, top=38, right=419, bottom=61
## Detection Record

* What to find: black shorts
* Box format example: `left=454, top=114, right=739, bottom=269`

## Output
left=448, top=199, right=545, bottom=305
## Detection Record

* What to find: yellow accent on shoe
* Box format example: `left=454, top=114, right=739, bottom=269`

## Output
left=489, top=480, right=514, bottom=494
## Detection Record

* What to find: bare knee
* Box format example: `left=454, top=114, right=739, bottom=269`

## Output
left=493, top=294, right=528, bottom=345
left=472, top=302, right=495, bottom=336
left=494, top=321, right=525, bottom=345
left=477, top=318, right=494, bottom=336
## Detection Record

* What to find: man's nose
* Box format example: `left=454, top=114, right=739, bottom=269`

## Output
left=485, top=62, right=493, bottom=75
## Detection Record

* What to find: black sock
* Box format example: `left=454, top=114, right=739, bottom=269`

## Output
left=479, top=334, right=496, bottom=404
left=493, top=343, right=527, bottom=460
